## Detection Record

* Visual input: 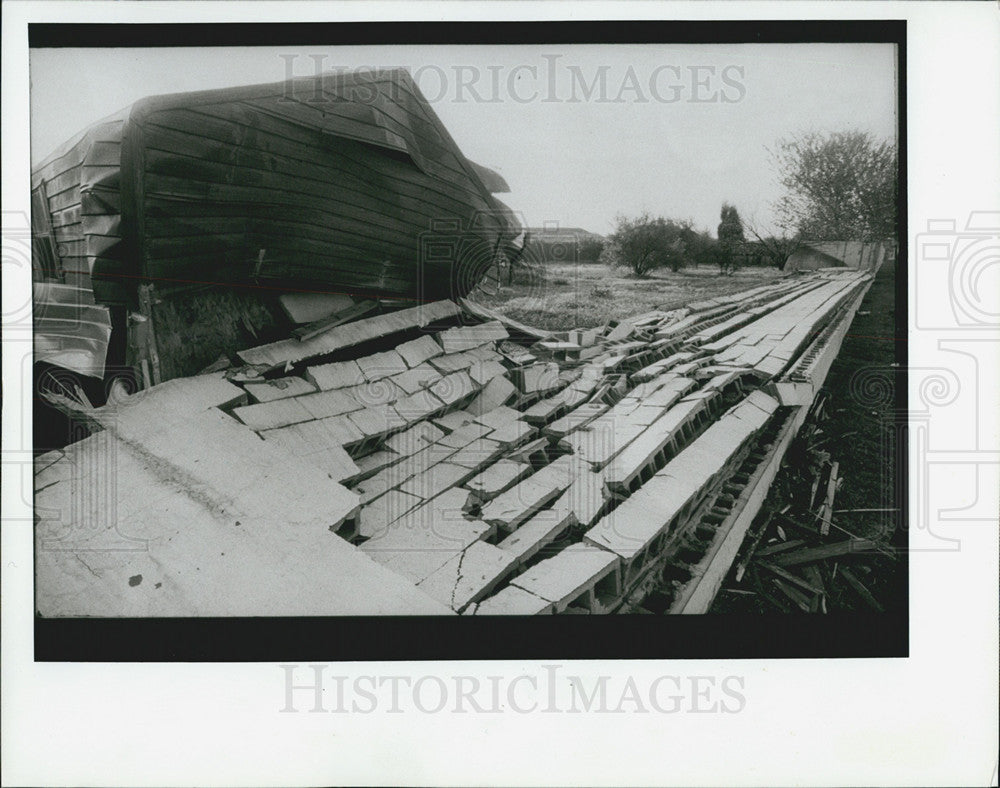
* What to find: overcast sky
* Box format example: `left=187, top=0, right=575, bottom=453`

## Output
left=30, top=43, right=896, bottom=237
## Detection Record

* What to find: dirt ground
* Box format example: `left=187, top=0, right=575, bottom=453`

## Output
left=473, top=261, right=783, bottom=331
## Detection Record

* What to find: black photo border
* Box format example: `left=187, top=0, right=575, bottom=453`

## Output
left=30, top=19, right=908, bottom=662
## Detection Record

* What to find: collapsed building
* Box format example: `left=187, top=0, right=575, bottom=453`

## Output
left=31, top=72, right=881, bottom=617
left=35, top=268, right=876, bottom=616
left=31, top=69, right=522, bottom=385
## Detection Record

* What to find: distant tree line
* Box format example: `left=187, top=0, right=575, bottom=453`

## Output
left=600, top=129, right=897, bottom=277
left=601, top=209, right=787, bottom=278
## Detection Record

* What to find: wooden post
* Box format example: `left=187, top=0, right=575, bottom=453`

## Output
left=137, top=284, right=162, bottom=385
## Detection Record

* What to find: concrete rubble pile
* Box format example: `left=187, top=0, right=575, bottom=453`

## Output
left=35, top=269, right=875, bottom=617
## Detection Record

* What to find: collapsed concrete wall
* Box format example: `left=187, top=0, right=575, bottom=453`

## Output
left=35, top=269, right=874, bottom=617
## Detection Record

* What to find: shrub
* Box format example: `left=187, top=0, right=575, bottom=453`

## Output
left=605, top=213, right=688, bottom=277
left=578, top=236, right=606, bottom=263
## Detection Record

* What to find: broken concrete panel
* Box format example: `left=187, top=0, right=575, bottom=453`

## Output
left=474, top=404, right=523, bottom=430
left=91, top=373, right=247, bottom=443
left=472, top=585, right=555, bottom=615
left=478, top=456, right=578, bottom=533
left=396, top=334, right=444, bottom=368
left=548, top=469, right=611, bottom=530
left=506, top=436, right=550, bottom=465
left=428, top=350, right=477, bottom=374
left=467, top=358, right=509, bottom=386
left=603, top=399, right=706, bottom=490
left=437, top=320, right=508, bottom=353
left=605, top=321, right=634, bottom=342
left=355, top=442, right=461, bottom=503
left=465, top=345, right=505, bottom=363
left=584, top=485, right=681, bottom=561
left=544, top=402, right=610, bottom=440
left=343, top=378, right=402, bottom=408
left=511, top=543, right=621, bottom=612
left=446, top=437, right=503, bottom=470
left=244, top=376, right=317, bottom=403
left=393, top=388, right=445, bottom=425
left=399, top=461, right=473, bottom=501
left=385, top=421, right=446, bottom=457
left=466, top=374, right=516, bottom=415
left=497, top=507, right=576, bottom=566
left=522, top=395, right=565, bottom=425
left=295, top=387, right=366, bottom=420
left=258, top=421, right=361, bottom=482
left=744, top=389, right=780, bottom=416
left=238, top=299, right=462, bottom=368
left=429, top=370, right=478, bottom=409
left=356, top=349, right=408, bottom=382
left=353, top=449, right=402, bottom=479
left=357, top=489, right=424, bottom=539
left=436, top=421, right=495, bottom=448
left=463, top=459, right=533, bottom=501
left=360, top=488, right=492, bottom=584
left=391, top=363, right=441, bottom=395
left=433, top=409, right=479, bottom=433
left=417, top=541, right=520, bottom=612
left=487, top=419, right=536, bottom=450
left=34, top=429, right=446, bottom=616
left=233, top=398, right=314, bottom=431
left=347, top=406, right=407, bottom=443
left=306, top=359, right=364, bottom=391
left=315, top=413, right=366, bottom=447
left=515, top=361, right=560, bottom=394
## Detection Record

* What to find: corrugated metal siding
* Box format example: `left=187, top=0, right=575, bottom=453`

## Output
left=31, top=114, right=127, bottom=300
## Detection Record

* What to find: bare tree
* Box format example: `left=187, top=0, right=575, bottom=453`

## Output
left=742, top=212, right=803, bottom=270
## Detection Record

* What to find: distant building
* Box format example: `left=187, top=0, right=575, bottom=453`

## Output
left=785, top=241, right=891, bottom=273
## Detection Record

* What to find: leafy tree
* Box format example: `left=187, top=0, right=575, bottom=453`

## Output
left=605, top=213, right=687, bottom=277
left=771, top=131, right=897, bottom=242
left=578, top=235, right=605, bottom=263
left=717, top=203, right=745, bottom=275
left=741, top=214, right=803, bottom=271
left=679, top=225, right=718, bottom=268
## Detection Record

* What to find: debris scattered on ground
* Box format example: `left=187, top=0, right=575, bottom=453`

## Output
left=35, top=267, right=882, bottom=616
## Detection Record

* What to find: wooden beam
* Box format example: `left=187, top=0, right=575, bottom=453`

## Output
left=292, top=299, right=379, bottom=341
left=840, top=566, right=885, bottom=612
left=771, top=538, right=880, bottom=567
left=819, top=460, right=840, bottom=536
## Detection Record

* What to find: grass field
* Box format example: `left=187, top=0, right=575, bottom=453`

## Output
left=473, top=261, right=783, bottom=331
